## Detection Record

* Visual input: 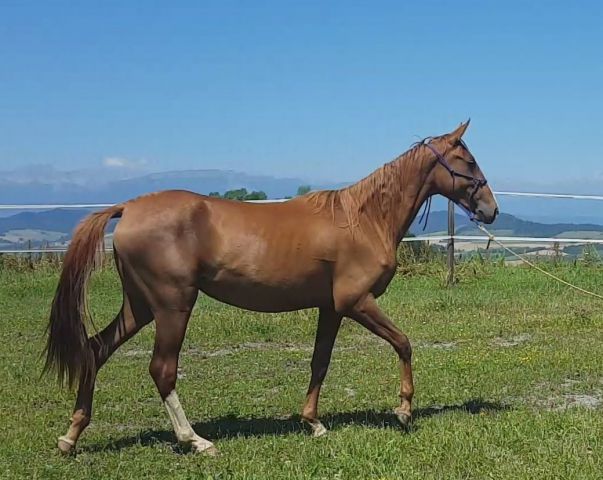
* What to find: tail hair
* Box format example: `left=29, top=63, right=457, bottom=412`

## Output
left=43, top=204, right=123, bottom=388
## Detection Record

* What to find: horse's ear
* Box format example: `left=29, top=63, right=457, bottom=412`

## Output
left=448, top=119, right=470, bottom=143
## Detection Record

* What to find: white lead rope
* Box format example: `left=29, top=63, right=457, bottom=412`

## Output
left=475, top=223, right=603, bottom=301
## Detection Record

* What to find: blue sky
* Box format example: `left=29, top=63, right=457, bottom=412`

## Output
left=1, top=0, right=602, bottom=189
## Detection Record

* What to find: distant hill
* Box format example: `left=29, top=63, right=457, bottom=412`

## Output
left=5, top=163, right=603, bottom=224
left=455, top=212, right=603, bottom=237
left=0, top=209, right=95, bottom=235
left=407, top=211, right=603, bottom=238
left=410, top=211, right=603, bottom=237
left=1, top=206, right=603, bottom=247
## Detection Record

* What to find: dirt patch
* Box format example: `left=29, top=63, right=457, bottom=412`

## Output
left=529, top=378, right=603, bottom=411
left=344, top=387, right=357, bottom=397
left=538, top=393, right=603, bottom=411
left=415, top=340, right=458, bottom=350
left=491, top=333, right=532, bottom=347
left=122, top=349, right=151, bottom=357
left=560, top=378, right=581, bottom=389
left=119, top=342, right=315, bottom=360
left=186, top=342, right=314, bottom=358
left=120, top=338, right=462, bottom=360
left=560, top=394, right=602, bottom=410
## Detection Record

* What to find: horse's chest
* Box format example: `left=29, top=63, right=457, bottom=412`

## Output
left=371, top=266, right=397, bottom=298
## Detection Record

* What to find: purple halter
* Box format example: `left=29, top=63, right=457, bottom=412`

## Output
left=418, top=142, right=488, bottom=228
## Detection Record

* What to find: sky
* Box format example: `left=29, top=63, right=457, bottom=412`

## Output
left=1, top=0, right=603, bottom=190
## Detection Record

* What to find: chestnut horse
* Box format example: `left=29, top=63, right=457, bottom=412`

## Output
left=44, top=121, right=498, bottom=455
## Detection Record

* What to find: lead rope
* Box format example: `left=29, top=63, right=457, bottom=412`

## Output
left=417, top=196, right=433, bottom=230
left=474, top=222, right=603, bottom=300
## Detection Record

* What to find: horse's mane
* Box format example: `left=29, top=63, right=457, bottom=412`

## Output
left=307, top=138, right=433, bottom=231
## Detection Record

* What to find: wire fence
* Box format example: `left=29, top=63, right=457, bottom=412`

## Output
left=1, top=191, right=603, bottom=254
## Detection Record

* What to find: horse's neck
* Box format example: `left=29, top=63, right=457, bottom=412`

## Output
left=391, top=181, right=432, bottom=245
left=349, top=150, right=433, bottom=251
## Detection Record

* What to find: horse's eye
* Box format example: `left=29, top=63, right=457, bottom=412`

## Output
left=456, top=153, right=475, bottom=165
left=462, top=153, right=476, bottom=165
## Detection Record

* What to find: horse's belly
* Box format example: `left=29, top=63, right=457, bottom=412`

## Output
left=197, top=269, right=331, bottom=313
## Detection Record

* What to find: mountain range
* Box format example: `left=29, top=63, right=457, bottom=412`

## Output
left=2, top=165, right=603, bottom=224
left=2, top=205, right=603, bottom=251
left=0, top=167, right=337, bottom=205
left=1, top=166, right=603, bottom=250
left=412, top=211, right=603, bottom=237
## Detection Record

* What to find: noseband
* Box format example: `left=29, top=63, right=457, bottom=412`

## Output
left=418, top=142, right=488, bottom=228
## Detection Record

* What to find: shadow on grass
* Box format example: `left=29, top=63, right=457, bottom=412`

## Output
left=83, top=399, right=510, bottom=454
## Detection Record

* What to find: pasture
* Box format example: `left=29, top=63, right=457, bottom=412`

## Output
left=1, top=260, right=602, bottom=479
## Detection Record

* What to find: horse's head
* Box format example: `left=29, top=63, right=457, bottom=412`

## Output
left=426, top=120, right=498, bottom=224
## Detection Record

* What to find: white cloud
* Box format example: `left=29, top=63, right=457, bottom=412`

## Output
left=103, top=157, right=126, bottom=167
left=102, top=156, right=147, bottom=169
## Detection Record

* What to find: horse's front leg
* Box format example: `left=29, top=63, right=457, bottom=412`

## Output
left=347, top=294, right=414, bottom=427
left=301, top=308, right=342, bottom=436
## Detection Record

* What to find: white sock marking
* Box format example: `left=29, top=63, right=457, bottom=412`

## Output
left=164, top=390, right=214, bottom=452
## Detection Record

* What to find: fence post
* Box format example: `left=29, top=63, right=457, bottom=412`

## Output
left=446, top=200, right=455, bottom=285
left=26, top=239, right=33, bottom=269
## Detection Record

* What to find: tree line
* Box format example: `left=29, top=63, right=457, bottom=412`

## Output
left=208, top=185, right=312, bottom=201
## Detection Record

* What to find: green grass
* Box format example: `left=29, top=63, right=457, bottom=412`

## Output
left=1, top=262, right=603, bottom=479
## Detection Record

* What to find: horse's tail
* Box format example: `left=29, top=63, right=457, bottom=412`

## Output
left=43, top=204, right=124, bottom=388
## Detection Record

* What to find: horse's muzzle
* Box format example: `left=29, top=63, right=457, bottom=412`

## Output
left=476, top=205, right=499, bottom=224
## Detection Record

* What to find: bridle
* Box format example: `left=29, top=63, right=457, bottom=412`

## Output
left=417, top=141, right=488, bottom=228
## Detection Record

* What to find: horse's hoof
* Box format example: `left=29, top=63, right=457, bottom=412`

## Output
left=190, top=439, right=219, bottom=456
left=57, top=436, right=75, bottom=455
left=199, top=445, right=220, bottom=457
left=311, top=421, right=328, bottom=438
left=394, top=408, right=412, bottom=428
left=302, top=417, right=328, bottom=437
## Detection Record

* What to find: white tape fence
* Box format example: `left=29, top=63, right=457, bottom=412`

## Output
left=1, top=191, right=603, bottom=254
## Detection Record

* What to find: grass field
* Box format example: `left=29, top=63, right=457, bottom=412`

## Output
left=1, top=260, right=603, bottom=479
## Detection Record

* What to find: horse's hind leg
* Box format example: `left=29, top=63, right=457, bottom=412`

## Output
left=58, top=291, right=152, bottom=453
left=148, top=287, right=217, bottom=456
left=301, top=308, right=342, bottom=437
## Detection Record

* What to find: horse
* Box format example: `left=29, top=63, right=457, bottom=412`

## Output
left=44, top=120, right=498, bottom=455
